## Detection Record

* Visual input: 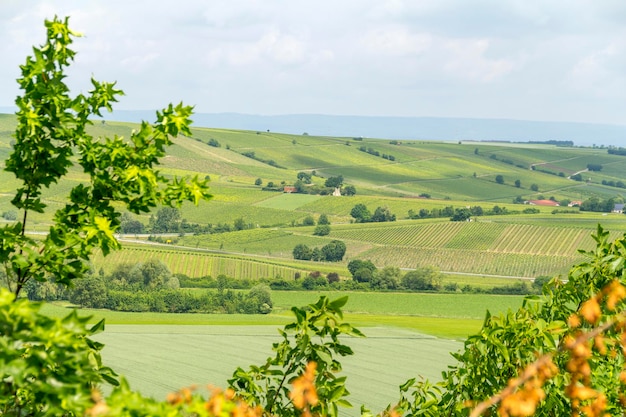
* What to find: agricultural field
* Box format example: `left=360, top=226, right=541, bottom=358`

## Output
left=4, top=111, right=625, bottom=414
left=40, top=290, right=525, bottom=414
left=91, top=244, right=339, bottom=281
left=93, top=325, right=462, bottom=415
left=2, top=114, right=623, bottom=281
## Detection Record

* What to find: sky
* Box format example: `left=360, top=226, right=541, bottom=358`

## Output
left=1, top=1, right=626, bottom=126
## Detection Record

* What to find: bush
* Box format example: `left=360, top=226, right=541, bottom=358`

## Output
left=313, top=224, right=331, bottom=236
left=0, top=289, right=118, bottom=416
left=401, top=266, right=443, bottom=291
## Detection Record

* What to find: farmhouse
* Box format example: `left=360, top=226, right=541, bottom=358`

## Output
left=528, top=199, right=560, bottom=206
left=283, top=186, right=297, bottom=193
left=613, top=203, right=625, bottom=214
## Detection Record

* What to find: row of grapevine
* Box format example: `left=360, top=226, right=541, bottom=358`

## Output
left=444, top=222, right=508, bottom=250
left=361, top=246, right=583, bottom=278
left=331, top=222, right=465, bottom=248
left=91, top=248, right=302, bottom=280
left=489, top=225, right=593, bottom=256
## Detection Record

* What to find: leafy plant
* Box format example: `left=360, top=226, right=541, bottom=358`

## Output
left=0, top=17, right=210, bottom=298
left=229, top=296, right=364, bottom=417
left=0, top=288, right=117, bottom=415
left=393, top=225, right=626, bottom=416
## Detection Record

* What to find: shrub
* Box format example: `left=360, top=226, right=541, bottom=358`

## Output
left=313, top=224, right=331, bottom=236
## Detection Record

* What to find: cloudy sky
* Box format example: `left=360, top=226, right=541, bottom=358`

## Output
left=1, top=1, right=625, bottom=125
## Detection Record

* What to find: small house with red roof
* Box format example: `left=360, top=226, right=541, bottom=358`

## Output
left=528, top=200, right=560, bottom=206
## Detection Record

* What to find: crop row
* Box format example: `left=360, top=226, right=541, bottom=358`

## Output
left=362, top=246, right=582, bottom=278
left=331, top=221, right=608, bottom=258
left=331, top=222, right=465, bottom=248
left=91, top=247, right=302, bottom=280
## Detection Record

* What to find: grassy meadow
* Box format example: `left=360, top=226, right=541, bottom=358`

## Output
left=93, top=324, right=462, bottom=415
left=40, top=289, right=524, bottom=414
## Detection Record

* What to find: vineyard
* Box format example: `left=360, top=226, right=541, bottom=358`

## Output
left=2, top=115, right=626, bottom=281
left=327, top=220, right=618, bottom=277
left=362, top=246, right=581, bottom=277
left=91, top=246, right=304, bottom=280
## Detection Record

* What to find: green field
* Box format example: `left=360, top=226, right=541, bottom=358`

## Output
left=41, top=289, right=525, bottom=414
left=3, top=114, right=626, bottom=280
left=93, top=325, right=462, bottom=415
left=39, top=289, right=522, bottom=414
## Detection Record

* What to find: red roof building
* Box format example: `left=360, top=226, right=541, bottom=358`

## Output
left=528, top=199, right=560, bottom=206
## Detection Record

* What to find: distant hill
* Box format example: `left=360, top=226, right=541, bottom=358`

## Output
left=0, top=107, right=623, bottom=146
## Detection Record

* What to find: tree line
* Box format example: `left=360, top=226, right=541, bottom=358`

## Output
left=25, top=259, right=272, bottom=314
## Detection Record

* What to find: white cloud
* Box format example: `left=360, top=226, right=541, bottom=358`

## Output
left=361, top=27, right=432, bottom=56
left=0, top=1, right=625, bottom=125
left=442, top=38, right=514, bottom=82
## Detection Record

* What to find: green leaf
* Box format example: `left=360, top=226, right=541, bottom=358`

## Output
left=89, top=319, right=106, bottom=335
left=329, top=296, right=349, bottom=310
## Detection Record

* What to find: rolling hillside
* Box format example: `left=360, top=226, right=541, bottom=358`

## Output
left=1, top=113, right=626, bottom=280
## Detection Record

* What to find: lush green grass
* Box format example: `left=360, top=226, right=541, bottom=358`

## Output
left=93, top=324, right=462, bottom=414
left=40, top=290, right=523, bottom=338
left=270, top=291, right=524, bottom=319
left=41, top=288, right=522, bottom=413
left=254, top=193, right=322, bottom=210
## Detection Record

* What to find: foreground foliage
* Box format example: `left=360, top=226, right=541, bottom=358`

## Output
left=395, top=225, right=626, bottom=416
left=229, top=296, right=363, bottom=417
left=0, top=17, right=209, bottom=298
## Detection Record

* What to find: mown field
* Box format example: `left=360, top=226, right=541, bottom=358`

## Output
left=40, top=290, right=525, bottom=414
left=93, top=325, right=461, bottom=415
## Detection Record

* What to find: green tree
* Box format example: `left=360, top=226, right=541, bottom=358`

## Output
left=255, top=178, right=262, bottom=186
left=401, top=266, right=443, bottom=291
left=495, top=174, right=505, bottom=184
left=234, top=217, right=248, bottom=231
left=292, top=179, right=306, bottom=193
left=350, top=203, right=371, bottom=222
left=292, top=244, right=312, bottom=260
left=514, top=179, right=521, bottom=188
left=1, top=210, right=17, bottom=221
left=451, top=207, right=472, bottom=222
left=247, top=284, right=273, bottom=314
left=342, top=184, right=357, bottom=196
left=314, top=224, right=331, bottom=236
left=317, top=214, right=330, bottom=225
left=321, top=240, right=346, bottom=262
left=371, top=206, right=396, bottom=222
left=68, top=274, right=107, bottom=308
left=151, top=207, right=182, bottom=233
left=531, top=183, right=539, bottom=191
left=370, top=266, right=401, bottom=290
left=139, top=259, right=172, bottom=290
left=302, top=215, right=315, bottom=226
left=347, top=259, right=377, bottom=282
left=297, top=172, right=312, bottom=184
left=0, top=17, right=210, bottom=298
left=324, top=175, right=343, bottom=188
left=120, top=212, right=145, bottom=234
